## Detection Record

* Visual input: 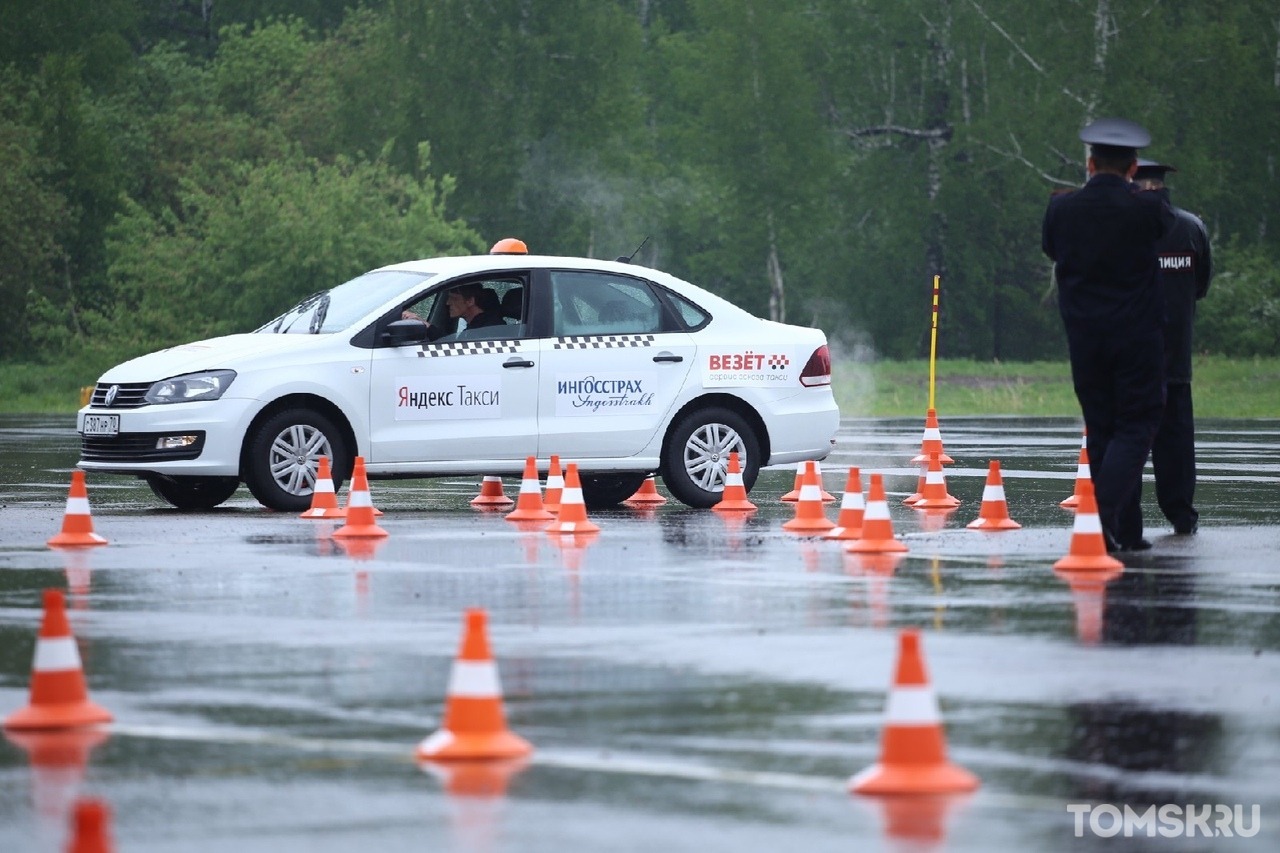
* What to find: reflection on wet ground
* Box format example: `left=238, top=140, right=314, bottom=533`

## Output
left=1, top=415, right=1278, bottom=851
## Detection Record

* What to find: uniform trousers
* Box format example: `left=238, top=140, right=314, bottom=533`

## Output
left=1152, top=381, right=1198, bottom=533
left=1066, top=326, right=1165, bottom=547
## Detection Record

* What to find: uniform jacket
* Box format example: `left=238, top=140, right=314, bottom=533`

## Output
left=1152, top=189, right=1212, bottom=383
left=1042, top=173, right=1174, bottom=335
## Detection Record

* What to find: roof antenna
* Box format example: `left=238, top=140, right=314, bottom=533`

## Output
left=615, top=236, right=650, bottom=264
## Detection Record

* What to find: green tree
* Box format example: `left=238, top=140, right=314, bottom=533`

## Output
left=101, top=143, right=481, bottom=352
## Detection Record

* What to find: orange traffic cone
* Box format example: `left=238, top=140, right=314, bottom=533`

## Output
left=542, top=455, right=564, bottom=514
left=825, top=467, right=865, bottom=540
left=849, top=629, right=979, bottom=795
left=47, top=471, right=107, bottom=549
left=1052, top=478, right=1123, bottom=572
left=67, top=797, right=114, bottom=853
left=966, top=460, right=1021, bottom=530
left=471, top=476, right=514, bottom=509
left=781, top=461, right=804, bottom=502
left=913, top=454, right=960, bottom=509
left=332, top=457, right=388, bottom=540
left=4, top=589, right=113, bottom=730
left=505, top=457, right=555, bottom=522
left=545, top=463, right=600, bottom=535
left=903, top=462, right=927, bottom=506
left=624, top=475, right=667, bottom=506
left=712, top=451, right=757, bottom=512
left=1055, top=566, right=1123, bottom=645
left=813, top=460, right=836, bottom=502
left=782, top=462, right=835, bottom=534
left=847, top=474, right=909, bottom=554
left=1060, top=433, right=1090, bottom=509
left=910, top=408, right=954, bottom=465
left=300, top=456, right=345, bottom=519
left=416, top=609, right=533, bottom=761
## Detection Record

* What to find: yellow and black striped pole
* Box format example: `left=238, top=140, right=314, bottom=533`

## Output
left=928, top=275, right=940, bottom=411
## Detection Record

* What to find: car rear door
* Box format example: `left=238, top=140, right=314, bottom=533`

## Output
left=535, top=270, right=695, bottom=459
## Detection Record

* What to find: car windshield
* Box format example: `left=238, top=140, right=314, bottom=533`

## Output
left=256, top=270, right=436, bottom=334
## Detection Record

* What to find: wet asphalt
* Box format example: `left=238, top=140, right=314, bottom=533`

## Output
left=1, top=414, right=1278, bottom=852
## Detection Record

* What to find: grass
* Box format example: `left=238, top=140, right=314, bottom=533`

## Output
left=1, top=355, right=1277, bottom=418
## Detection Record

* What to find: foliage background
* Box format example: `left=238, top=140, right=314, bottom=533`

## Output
left=2, top=0, right=1278, bottom=371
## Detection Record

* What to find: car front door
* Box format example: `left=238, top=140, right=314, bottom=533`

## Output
left=536, top=270, right=696, bottom=459
left=367, top=276, right=538, bottom=465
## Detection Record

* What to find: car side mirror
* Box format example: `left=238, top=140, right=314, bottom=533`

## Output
left=381, top=319, right=430, bottom=346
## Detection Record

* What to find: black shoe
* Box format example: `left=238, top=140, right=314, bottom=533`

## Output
left=1173, top=521, right=1198, bottom=535
left=1116, top=538, right=1153, bottom=552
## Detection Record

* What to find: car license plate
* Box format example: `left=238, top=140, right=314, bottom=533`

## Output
left=82, top=414, right=119, bottom=437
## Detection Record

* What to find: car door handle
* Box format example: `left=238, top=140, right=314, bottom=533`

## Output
left=652, top=354, right=683, bottom=363
left=503, top=358, right=535, bottom=369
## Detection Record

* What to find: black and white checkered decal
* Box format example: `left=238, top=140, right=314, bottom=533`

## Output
left=418, top=341, right=523, bottom=358
left=553, top=335, right=657, bottom=350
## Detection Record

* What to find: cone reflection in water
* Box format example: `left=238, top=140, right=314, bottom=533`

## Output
left=1055, top=566, right=1122, bottom=645
left=471, top=476, right=514, bottom=509
left=849, top=629, right=979, bottom=795
left=825, top=467, right=865, bottom=540
left=624, top=475, right=667, bottom=506
left=332, top=457, right=388, bottom=540
left=4, top=728, right=109, bottom=825
left=67, top=796, right=114, bottom=853
left=966, top=460, right=1021, bottom=530
left=1061, top=431, right=1089, bottom=509
left=335, top=535, right=384, bottom=562
left=1052, top=478, right=1123, bottom=572
left=505, top=457, right=554, bottom=522
left=910, top=407, right=954, bottom=465
left=782, top=462, right=835, bottom=534
left=4, top=589, right=113, bottom=731
left=915, top=507, right=954, bottom=534
left=846, top=474, right=909, bottom=554
left=843, top=552, right=903, bottom=629
left=416, top=609, right=532, bottom=761
left=865, top=793, right=972, bottom=853
left=711, top=451, right=756, bottom=512
left=542, top=456, right=564, bottom=514
left=420, top=755, right=530, bottom=797
left=47, top=471, right=107, bottom=549
left=61, top=551, right=93, bottom=607
left=300, top=456, right=345, bottom=518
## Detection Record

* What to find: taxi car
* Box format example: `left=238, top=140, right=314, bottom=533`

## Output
left=77, top=241, right=839, bottom=511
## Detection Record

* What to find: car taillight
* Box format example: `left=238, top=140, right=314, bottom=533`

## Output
left=799, top=345, right=831, bottom=387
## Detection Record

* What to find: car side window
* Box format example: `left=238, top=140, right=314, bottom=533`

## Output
left=549, top=271, right=664, bottom=336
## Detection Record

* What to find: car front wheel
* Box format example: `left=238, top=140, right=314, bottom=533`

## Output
left=660, top=406, right=760, bottom=508
left=243, top=408, right=349, bottom=512
left=145, top=474, right=241, bottom=511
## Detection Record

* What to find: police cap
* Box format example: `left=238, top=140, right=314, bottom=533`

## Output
left=1134, top=158, right=1177, bottom=181
left=1078, top=117, right=1152, bottom=149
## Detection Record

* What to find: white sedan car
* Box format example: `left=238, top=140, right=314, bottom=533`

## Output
left=77, top=244, right=839, bottom=511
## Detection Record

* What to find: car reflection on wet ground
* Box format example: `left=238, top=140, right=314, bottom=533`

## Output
left=1, top=414, right=1278, bottom=852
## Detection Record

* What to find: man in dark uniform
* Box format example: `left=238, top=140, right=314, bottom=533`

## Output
left=405, top=283, right=506, bottom=341
left=1042, top=118, right=1174, bottom=551
left=1134, top=160, right=1213, bottom=535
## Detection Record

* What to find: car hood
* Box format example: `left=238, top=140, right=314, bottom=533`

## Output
left=98, top=334, right=334, bottom=383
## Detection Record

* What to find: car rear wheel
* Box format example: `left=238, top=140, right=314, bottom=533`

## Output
left=145, top=474, right=241, bottom=511
left=244, top=408, right=348, bottom=512
left=580, top=473, right=649, bottom=509
left=660, top=406, right=760, bottom=508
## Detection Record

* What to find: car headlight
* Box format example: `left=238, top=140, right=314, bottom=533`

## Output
left=144, top=370, right=237, bottom=404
